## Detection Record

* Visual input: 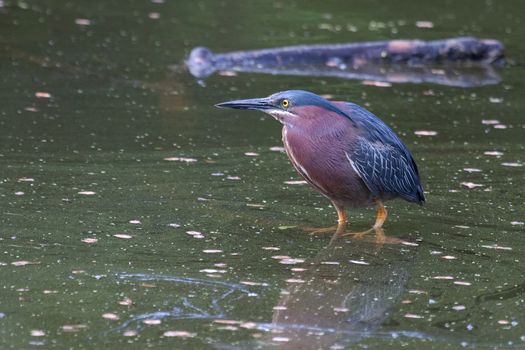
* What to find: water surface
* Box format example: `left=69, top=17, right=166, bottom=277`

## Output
left=1, top=0, right=524, bottom=349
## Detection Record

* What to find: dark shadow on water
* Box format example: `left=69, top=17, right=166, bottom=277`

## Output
left=244, top=232, right=420, bottom=349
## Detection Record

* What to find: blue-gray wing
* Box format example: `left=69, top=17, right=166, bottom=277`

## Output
left=336, top=102, right=424, bottom=204
left=347, top=140, right=424, bottom=203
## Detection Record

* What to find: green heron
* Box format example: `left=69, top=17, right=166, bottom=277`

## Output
left=216, top=90, right=424, bottom=233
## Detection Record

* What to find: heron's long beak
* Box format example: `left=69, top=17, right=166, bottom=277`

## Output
left=215, top=97, right=274, bottom=111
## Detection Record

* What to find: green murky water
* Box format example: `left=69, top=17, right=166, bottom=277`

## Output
left=1, top=0, right=524, bottom=349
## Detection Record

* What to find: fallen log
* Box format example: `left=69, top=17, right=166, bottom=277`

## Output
left=186, top=37, right=504, bottom=87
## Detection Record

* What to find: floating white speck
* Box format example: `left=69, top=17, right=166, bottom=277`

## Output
left=240, top=281, right=267, bottom=286
left=163, top=157, right=197, bottom=162
left=81, top=237, right=98, bottom=244
left=484, top=151, right=503, bottom=156
left=489, top=97, right=503, bottom=103
left=199, top=269, right=226, bottom=274
left=262, top=247, right=280, bottom=251
left=240, top=322, right=257, bottom=329
left=482, top=119, right=500, bottom=125
left=441, top=255, right=457, bottom=260
left=333, top=307, right=349, bottom=312
left=163, top=330, right=196, bottom=338
left=404, top=313, right=424, bottom=319
left=218, top=71, right=238, bottom=77
left=511, top=221, right=524, bottom=226
left=102, top=313, right=120, bottom=320
left=454, top=281, right=472, bottom=286
left=452, top=305, right=466, bottom=311
left=123, top=330, right=137, bottom=337
left=62, top=324, right=87, bottom=332
left=78, top=191, right=96, bottom=195
left=226, top=176, right=241, bottom=180
left=186, top=230, right=204, bottom=238
left=463, top=168, right=482, bottom=173
left=271, top=255, right=291, bottom=260
left=203, top=249, right=223, bottom=254
left=35, top=92, right=52, bottom=98
left=285, top=279, right=305, bottom=283
left=361, top=80, right=392, bottom=87
left=75, top=18, right=92, bottom=25
left=269, top=146, right=285, bottom=152
left=11, top=260, right=38, bottom=266
left=414, top=130, right=438, bottom=136
left=349, top=260, right=369, bottom=265
left=30, top=330, right=45, bottom=337
left=273, top=306, right=287, bottom=310
left=168, top=223, right=181, bottom=228
left=213, top=320, right=239, bottom=325
left=129, top=220, right=141, bottom=224
left=148, top=12, right=160, bottom=19
left=501, top=162, right=522, bottom=167
left=284, top=180, right=308, bottom=185
left=321, top=261, right=340, bottom=265
left=14, top=191, right=24, bottom=196
left=461, top=182, right=483, bottom=189
left=481, top=244, right=512, bottom=251
left=279, top=258, right=305, bottom=265
left=498, top=320, right=509, bottom=325
left=118, top=298, right=133, bottom=306
left=494, top=124, right=507, bottom=129
left=278, top=225, right=297, bottom=230
left=409, top=290, right=427, bottom=294
left=244, top=152, right=259, bottom=157
left=113, top=234, right=132, bottom=239
left=432, top=276, right=454, bottom=280
left=272, top=337, right=290, bottom=342
left=415, top=20, right=434, bottom=28
left=18, top=177, right=35, bottom=182
left=246, top=203, right=266, bottom=208
left=143, top=319, right=161, bottom=325
left=291, top=268, right=307, bottom=272
left=401, top=241, right=419, bottom=247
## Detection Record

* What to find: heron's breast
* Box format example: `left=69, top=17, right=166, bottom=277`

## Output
left=282, top=125, right=372, bottom=204
left=282, top=126, right=332, bottom=196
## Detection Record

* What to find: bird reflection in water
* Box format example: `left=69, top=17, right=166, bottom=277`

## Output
left=254, top=231, right=417, bottom=349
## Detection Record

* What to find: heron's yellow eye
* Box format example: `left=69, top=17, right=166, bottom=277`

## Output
left=281, top=99, right=289, bottom=108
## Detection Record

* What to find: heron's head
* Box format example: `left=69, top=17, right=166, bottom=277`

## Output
left=215, top=90, right=346, bottom=125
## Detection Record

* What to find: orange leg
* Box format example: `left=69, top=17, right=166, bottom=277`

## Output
left=342, top=201, right=387, bottom=239
left=304, top=202, right=346, bottom=235
left=373, top=201, right=388, bottom=229
left=334, top=202, right=347, bottom=235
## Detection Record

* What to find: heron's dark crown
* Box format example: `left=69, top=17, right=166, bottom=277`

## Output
left=270, top=90, right=351, bottom=120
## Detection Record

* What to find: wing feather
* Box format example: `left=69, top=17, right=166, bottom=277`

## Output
left=336, top=102, right=424, bottom=204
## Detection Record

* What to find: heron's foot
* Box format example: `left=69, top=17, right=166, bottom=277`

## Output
left=303, top=225, right=339, bottom=235
left=343, top=227, right=410, bottom=245
left=342, top=228, right=375, bottom=239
